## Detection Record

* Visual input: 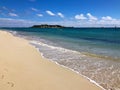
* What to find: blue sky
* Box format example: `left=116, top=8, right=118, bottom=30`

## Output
left=0, top=0, right=120, bottom=27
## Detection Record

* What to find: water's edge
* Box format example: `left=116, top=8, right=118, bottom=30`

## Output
left=30, top=42, right=105, bottom=90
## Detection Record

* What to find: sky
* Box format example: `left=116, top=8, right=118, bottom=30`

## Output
left=0, top=0, right=120, bottom=27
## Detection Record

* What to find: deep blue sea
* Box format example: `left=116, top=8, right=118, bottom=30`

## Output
left=2, top=28, right=120, bottom=90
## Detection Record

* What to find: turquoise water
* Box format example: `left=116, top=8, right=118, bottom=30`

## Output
left=2, top=28, right=120, bottom=90
left=4, top=28, right=120, bottom=59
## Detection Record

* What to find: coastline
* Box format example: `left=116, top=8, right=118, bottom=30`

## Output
left=0, top=30, right=102, bottom=90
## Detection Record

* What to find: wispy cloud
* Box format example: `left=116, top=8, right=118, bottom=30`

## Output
left=46, top=10, right=55, bottom=16
left=0, top=18, right=37, bottom=27
left=1, top=11, right=120, bottom=27
left=37, top=14, right=43, bottom=17
left=75, top=14, right=87, bottom=20
left=75, top=13, right=97, bottom=21
left=9, top=13, right=18, bottom=17
left=0, top=6, right=17, bottom=17
left=101, top=16, right=115, bottom=21
left=1, top=6, right=15, bottom=13
left=87, top=13, right=98, bottom=21
left=57, top=12, right=64, bottom=18
left=31, top=8, right=39, bottom=12
left=2, top=6, right=8, bottom=10
left=1, top=17, right=120, bottom=27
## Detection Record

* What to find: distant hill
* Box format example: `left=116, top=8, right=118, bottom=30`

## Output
left=31, top=24, right=65, bottom=28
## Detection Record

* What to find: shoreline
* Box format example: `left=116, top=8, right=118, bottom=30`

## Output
left=30, top=41, right=106, bottom=90
left=0, top=30, right=102, bottom=90
left=39, top=49, right=105, bottom=90
left=6, top=30, right=105, bottom=89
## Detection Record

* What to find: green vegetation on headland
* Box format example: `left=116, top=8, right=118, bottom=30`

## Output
left=31, top=24, right=74, bottom=28
left=31, top=25, right=120, bottom=29
left=31, top=24, right=65, bottom=28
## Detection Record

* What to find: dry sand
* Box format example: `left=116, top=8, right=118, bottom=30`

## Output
left=0, top=30, right=101, bottom=90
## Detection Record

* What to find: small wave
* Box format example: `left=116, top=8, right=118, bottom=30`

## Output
left=30, top=41, right=120, bottom=61
left=30, top=40, right=120, bottom=90
left=30, top=41, right=105, bottom=90
left=30, top=41, right=86, bottom=56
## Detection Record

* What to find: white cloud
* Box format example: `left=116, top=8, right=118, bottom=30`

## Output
left=31, top=8, right=38, bottom=12
left=46, top=10, right=55, bottom=16
left=37, top=14, right=43, bottom=17
left=57, top=12, right=64, bottom=18
left=0, top=18, right=37, bottom=27
left=99, top=16, right=120, bottom=26
left=87, top=13, right=98, bottom=21
left=101, top=16, right=115, bottom=21
left=74, top=14, right=120, bottom=27
left=1, top=13, right=120, bottom=27
left=9, top=13, right=18, bottom=17
left=75, top=14, right=87, bottom=20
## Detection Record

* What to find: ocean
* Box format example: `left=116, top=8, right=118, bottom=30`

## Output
left=2, top=28, right=120, bottom=90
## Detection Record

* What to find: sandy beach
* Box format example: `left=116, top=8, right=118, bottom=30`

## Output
left=0, top=30, right=101, bottom=90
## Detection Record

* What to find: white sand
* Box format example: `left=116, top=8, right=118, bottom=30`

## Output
left=0, top=30, right=101, bottom=90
